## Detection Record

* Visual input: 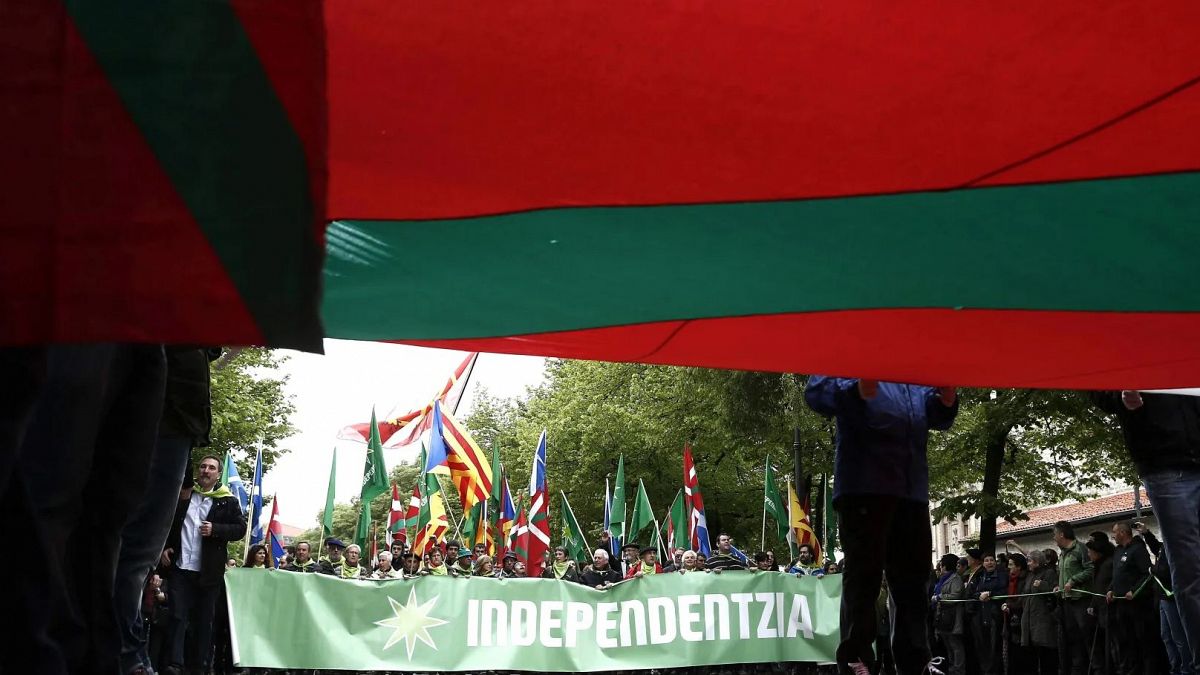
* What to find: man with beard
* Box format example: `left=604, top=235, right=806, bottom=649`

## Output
left=789, top=544, right=824, bottom=577
left=619, top=542, right=640, bottom=577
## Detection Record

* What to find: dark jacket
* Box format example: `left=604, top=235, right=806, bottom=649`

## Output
left=805, top=378, right=958, bottom=502
left=1111, top=537, right=1152, bottom=599
left=541, top=562, right=581, bottom=583
left=1144, top=530, right=1174, bottom=602
left=1090, top=392, right=1200, bottom=473
left=283, top=559, right=321, bottom=573
left=159, top=347, right=221, bottom=444
left=1089, top=555, right=1114, bottom=626
left=966, top=566, right=1007, bottom=626
left=579, top=565, right=623, bottom=588
left=1020, top=567, right=1058, bottom=648
left=166, top=488, right=247, bottom=586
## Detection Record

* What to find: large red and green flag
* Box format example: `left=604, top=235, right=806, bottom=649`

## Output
left=10, top=3, right=1200, bottom=389
left=665, top=489, right=688, bottom=557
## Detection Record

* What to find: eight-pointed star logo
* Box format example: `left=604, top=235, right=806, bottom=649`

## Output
left=375, top=587, right=450, bottom=659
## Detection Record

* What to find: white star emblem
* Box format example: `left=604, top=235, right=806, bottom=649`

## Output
left=374, top=587, right=449, bottom=659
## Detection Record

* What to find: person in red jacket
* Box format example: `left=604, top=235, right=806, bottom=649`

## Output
left=626, top=547, right=664, bottom=579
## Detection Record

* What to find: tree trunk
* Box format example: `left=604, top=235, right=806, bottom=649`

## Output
left=977, top=426, right=1011, bottom=556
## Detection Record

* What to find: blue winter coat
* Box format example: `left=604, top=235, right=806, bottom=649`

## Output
left=804, top=377, right=958, bottom=502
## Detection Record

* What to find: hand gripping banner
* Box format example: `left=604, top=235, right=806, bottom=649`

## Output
left=226, top=569, right=840, bottom=670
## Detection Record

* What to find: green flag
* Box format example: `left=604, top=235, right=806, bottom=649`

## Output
left=764, top=457, right=788, bottom=542
left=322, top=448, right=337, bottom=539
left=609, top=455, right=626, bottom=541
left=462, top=501, right=486, bottom=548
left=667, top=489, right=688, bottom=550
left=628, top=479, right=654, bottom=543
left=559, top=491, right=590, bottom=563
left=356, top=409, right=390, bottom=547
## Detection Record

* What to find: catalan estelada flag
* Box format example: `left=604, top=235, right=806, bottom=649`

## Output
left=9, top=3, right=1200, bottom=389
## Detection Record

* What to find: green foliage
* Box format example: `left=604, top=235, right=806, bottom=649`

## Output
left=461, top=360, right=833, bottom=559
left=929, top=388, right=1129, bottom=550
left=208, top=348, right=297, bottom=479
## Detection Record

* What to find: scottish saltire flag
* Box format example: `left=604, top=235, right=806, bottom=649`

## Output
left=222, top=450, right=248, bottom=514
left=730, top=544, right=750, bottom=566
left=249, top=447, right=265, bottom=545
left=683, top=444, right=711, bottom=556
left=266, top=495, right=286, bottom=567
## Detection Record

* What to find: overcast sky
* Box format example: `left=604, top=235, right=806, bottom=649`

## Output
left=263, top=340, right=546, bottom=529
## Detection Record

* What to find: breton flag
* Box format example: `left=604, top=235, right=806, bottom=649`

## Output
left=424, top=401, right=493, bottom=510
left=336, top=352, right=478, bottom=448
left=523, top=430, right=551, bottom=577
left=682, top=444, right=711, bottom=556
left=266, top=495, right=286, bottom=567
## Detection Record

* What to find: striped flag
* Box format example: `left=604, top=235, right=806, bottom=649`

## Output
left=413, top=464, right=449, bottom=556
left=787, top=480, right=822, bottom=563
left=425, top=401, right=493, bottom=510
left=248, top=447, right=265, bottom=546
left=387, top=483, right=404, bottom=541
left=510, top=504, right=529, bottom=565
left=523, top=430, right=551, bottom=577
left=266, top=495, right=285, bottom=568
left=336, top=352, right=478, bottom=447
left=683, top=444, right=711, bottom=556
left=497, top=475, right=516, bottom=558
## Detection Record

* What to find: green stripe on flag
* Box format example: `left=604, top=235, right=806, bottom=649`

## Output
left=68, top=3, right=322, bottom=348
left=325, top=172, right=1200, bottom=340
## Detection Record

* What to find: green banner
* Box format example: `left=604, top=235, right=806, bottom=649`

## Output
left=226, top=569, right=840, bottom=671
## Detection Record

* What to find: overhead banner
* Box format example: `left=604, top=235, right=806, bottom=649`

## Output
left=226, top=569, right=840, bottom=671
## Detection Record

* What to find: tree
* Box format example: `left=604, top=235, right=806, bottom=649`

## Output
left=208, top=348, right=297, bottom=480
left=460, top=360, right=834, bottom=559
left=929, top=389, right=1130, bottom=554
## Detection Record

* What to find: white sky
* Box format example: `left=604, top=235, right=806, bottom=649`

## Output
left=263, top=340, right=546, bottom=529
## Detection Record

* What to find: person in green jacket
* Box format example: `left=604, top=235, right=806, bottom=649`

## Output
left=1052, top=521, right=1093, bottom=675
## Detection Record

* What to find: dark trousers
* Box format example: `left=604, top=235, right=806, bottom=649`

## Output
left=1033, top=646, right=1059, bottom=675
left=169, top=570, right=219, bottom=670
left=1, top=344, right=166, bottom=674
left=115, top=434, right=194, bottom=674
left=969, top=614, right=1001, bottom=675
left=836, top=495, right=932, bottom=674
left=1061, top=600, right=1091, bottom=675
left=940, top=632, right=966, bottom=675
left=1112, top=600, right=1156, bottom=675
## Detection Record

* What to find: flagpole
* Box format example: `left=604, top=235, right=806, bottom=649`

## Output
left=761, top=456, right=769, bottom=551
left=436, top=473, right=464, bottom=540
left=451, top=353, right=479, bottom=417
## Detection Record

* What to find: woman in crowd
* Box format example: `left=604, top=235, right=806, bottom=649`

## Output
left=542, top=547, right=581, bottom=582
left=678, top=550, right=703, bottom=573
left=933, top=554, right=966, bottom=675
left=1001, top=554, right=1030, bottom=672
left=474, top=554, right=494, bottom=578
left=243, top=544, right=269, bottom=569
left=1020, top=550, right=1059, bottom=674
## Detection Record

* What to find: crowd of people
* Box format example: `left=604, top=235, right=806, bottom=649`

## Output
left=927, top=522, right=1187, bottom=675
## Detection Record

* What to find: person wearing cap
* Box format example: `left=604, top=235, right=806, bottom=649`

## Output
left=1053, top=521, right=1094, bottom=675
left=626, top=547, right=663, bottom=579
left=932, top=554, right=966, bottom=675
left=450, top=550, right=474, bottom=577
left=318, top=538, right=347, bottom=575
left=965, top=552, right=1006, bottom=675
left=580, top=549, right=622, bottom=589
left=619, top=542, right=640, bottom=577
left=496, top=552, right=519, bottom=578
left=283, top=541, right=320, bottom=573
left=1084, top=531, right=1115, bottom=670
left=805, top=376, right=958, bottom=675
left=542, top=546, right=581, bottom=582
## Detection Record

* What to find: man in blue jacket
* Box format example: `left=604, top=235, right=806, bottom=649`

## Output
left=806, top=377, right=958, bottom=675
